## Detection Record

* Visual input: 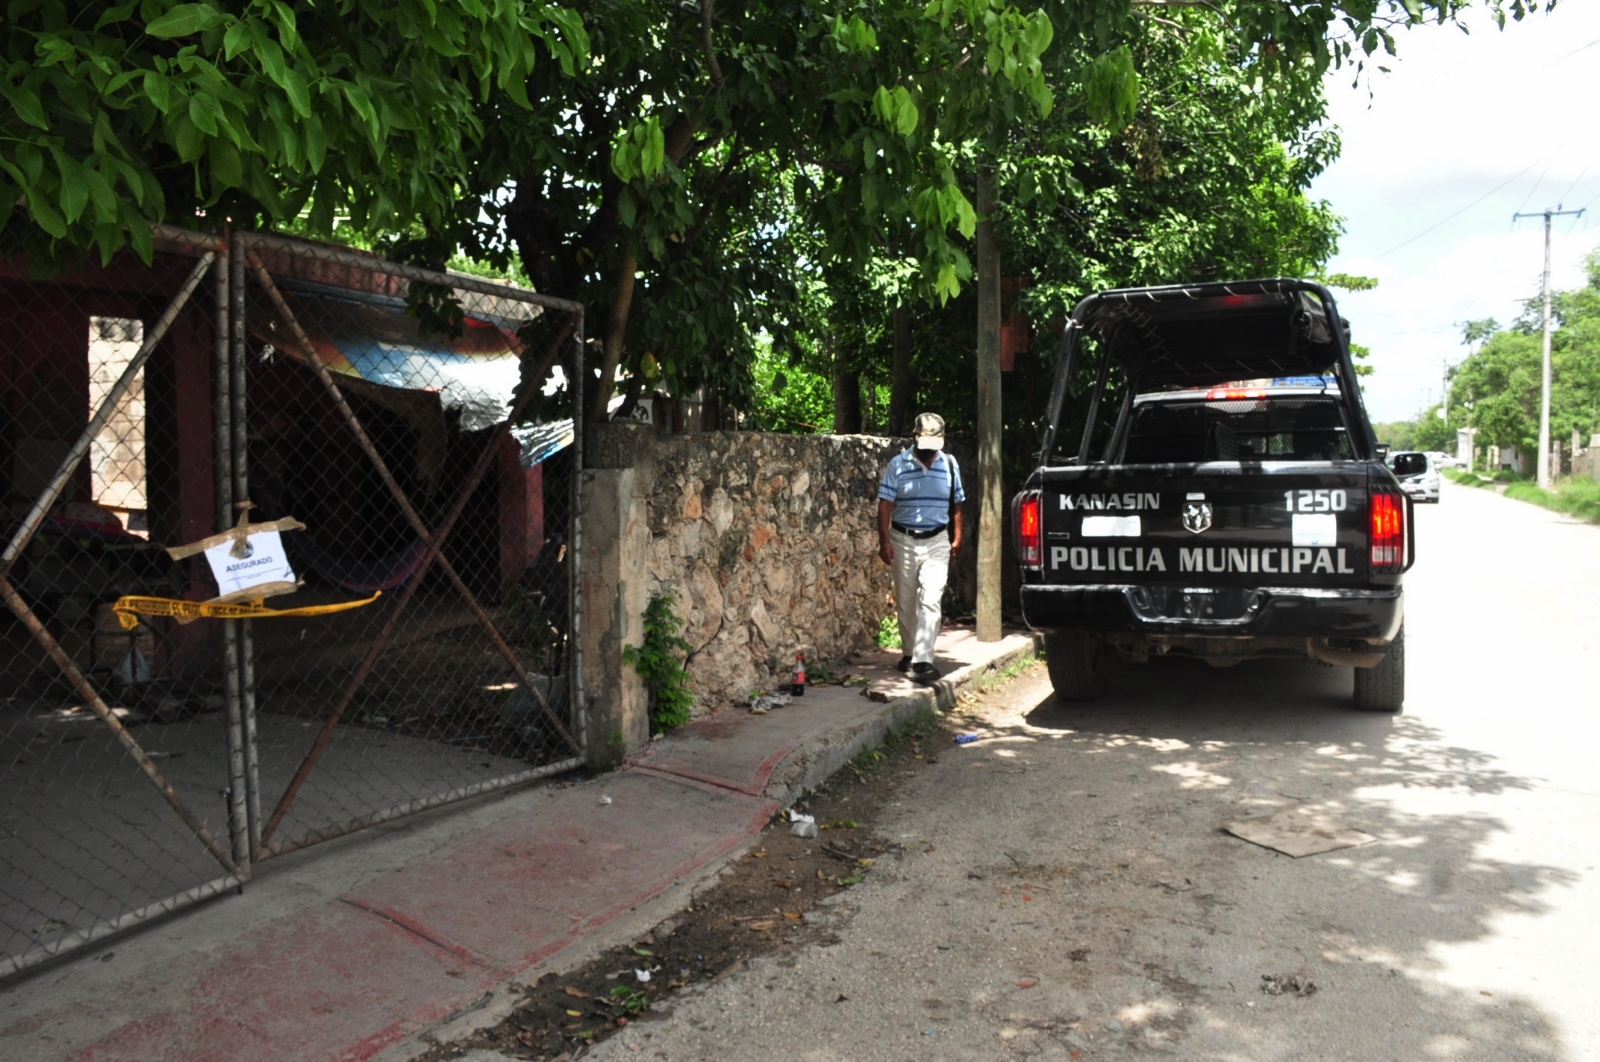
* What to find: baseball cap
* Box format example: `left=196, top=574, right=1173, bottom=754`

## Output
left=913, top=412, right=945, bottom=451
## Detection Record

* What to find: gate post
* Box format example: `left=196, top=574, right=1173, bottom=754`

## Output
left=578, top=422, right=654, bottom=765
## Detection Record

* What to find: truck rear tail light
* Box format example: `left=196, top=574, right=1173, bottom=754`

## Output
left=1369, top=486, right=1405, bottom=573
left=1017, top=491, right=1042, bottom=568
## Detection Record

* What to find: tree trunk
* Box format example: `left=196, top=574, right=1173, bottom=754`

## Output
left=889, top=304, right=913, bottom=437
left=975, top=169, right=1003, bottom=643
left=833, top=361, right=862, bottom=434
left=591, top=244, right=637, bottom=425
left=586, top=117, right=696, bottom=428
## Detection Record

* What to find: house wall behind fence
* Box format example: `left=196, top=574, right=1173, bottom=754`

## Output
left=642, top=430, right=901, bottom=714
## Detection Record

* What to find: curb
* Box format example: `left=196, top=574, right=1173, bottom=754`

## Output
left=761, top=632, right=1044, bottom=807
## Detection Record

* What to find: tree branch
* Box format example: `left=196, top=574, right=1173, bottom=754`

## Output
left=701, top=0, right=724, bottom=84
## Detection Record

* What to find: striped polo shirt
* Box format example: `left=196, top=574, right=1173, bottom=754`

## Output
left=878, top=449, right=964, bottom=532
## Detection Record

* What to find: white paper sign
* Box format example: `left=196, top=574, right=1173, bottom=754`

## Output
left=203, top=530, right=297, bottom=599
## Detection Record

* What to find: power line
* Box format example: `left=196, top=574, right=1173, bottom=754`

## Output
left=1556, top=38, right=1599, bottom=61
left=1379, top=159, right=1544, bottom=257
left=1512, top=158, right=1554, bottom=220
left=1555, top=166, right=1589, bottom=207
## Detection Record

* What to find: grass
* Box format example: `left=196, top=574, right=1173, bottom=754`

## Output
left=967, top=651, right=1040, bottom=694
left=1443, top=468, right=1600, bottom=524
left=1504, top=478, right=1600, bottom=523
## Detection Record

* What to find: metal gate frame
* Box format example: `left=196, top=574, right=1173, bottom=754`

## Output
left=1, top=226, right=587, bottom=976
left=0, top=232, right=245, bottom=977
left=233, top=233, right=588, bottom=860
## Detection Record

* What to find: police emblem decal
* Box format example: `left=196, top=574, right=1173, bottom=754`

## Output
left=1181, top=500, right=1213, bottom=535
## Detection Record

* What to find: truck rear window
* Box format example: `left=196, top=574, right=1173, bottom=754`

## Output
left=1122, top=396, right=1354, bottom=463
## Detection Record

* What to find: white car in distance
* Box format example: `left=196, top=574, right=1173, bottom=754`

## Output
left=1388, top=450, right=1440, bottom=503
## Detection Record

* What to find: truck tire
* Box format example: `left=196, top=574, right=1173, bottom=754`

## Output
left=1352, top=626, right=1404, bottom=712
left=1044, top=630, right=1104, bottom=701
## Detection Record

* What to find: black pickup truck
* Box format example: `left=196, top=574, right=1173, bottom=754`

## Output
left=1012, top=279, right=1413, bottom=711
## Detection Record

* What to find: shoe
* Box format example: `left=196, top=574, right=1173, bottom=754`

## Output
left=911, top=662, right=941, bottom=685
left=896, top=655, right=912, bottom=673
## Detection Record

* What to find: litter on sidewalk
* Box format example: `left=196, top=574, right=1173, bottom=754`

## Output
left=1224, top=807, right=1375, bottom=857
left=747, top=692, right=793, bottom=714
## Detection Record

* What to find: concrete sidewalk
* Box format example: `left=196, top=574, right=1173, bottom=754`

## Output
left=0, top=629, right=1038, bottom=1062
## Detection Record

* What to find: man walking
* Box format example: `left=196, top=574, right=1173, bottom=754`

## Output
left=878, top=413, right=965, bottom=684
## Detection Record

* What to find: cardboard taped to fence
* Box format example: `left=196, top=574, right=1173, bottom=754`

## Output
left=165, top=507, right=306, bottom=604
left=112, top=592, right=382, bottom=628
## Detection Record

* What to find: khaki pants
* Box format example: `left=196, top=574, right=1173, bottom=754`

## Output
left=891, top=528, right=949, bottom=665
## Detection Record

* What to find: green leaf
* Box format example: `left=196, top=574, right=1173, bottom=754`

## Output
left=188, top=93, right=221, bottom=136
left=124, top=209, right=153, bottom=262
left=892, top=87, right=917, bottom=136
left=223, top=20, right=251, bottom=60
left=171, top=113, right=206, bottom=162
left=143, top=71, right=173, bottom=113
left=280, top=68, right=312, bottom=118
left=303, top=112, right=326, bottom=171
left=145, top=4, right=222, bottom=38
left=29, top=194, right=67, bottom=239
left=1025, top=10, right=1053, bottom=56
left=872, top=85, right=893, bottom=126
left=53, top=152, right=88, bottom=224
left=83, top=166, right=118, bottom=222
left=4, top=85, right=50, bottom=131
left=639, top=118, right=664, bottom=177
left=209, top=137, right=242, bottom=188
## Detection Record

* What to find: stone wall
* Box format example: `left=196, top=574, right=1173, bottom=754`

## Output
left=641, top=431, right=902, bottom=714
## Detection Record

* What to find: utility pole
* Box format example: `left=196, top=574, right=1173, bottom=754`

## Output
left=974, top=168, right=1002, bottom=643
left=1513, top=206, right=1585, bottom=488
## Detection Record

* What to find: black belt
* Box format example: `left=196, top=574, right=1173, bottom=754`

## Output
left=892, top=522, right=947, bottom=540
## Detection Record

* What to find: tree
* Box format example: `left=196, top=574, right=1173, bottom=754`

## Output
left=0, top=1, right=588, bottom=265
left=1447, top=247, right=1600, bottom=460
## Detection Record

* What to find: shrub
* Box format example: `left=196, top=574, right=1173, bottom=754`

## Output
left=623, top=590, right=694, bottom=735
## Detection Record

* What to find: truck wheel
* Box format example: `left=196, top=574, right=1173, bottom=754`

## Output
left=1044, top=630, right=1104, bottom=701
left=1352, top=626, right=1404, bottom=712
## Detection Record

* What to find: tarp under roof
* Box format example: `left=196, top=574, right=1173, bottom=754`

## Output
left=251, top=279, right=526, bottom=431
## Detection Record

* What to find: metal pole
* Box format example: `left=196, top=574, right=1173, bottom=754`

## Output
left=569, top=312, right=586, bottom=760
left=974, top=168, right=1003, bottom=643
left=216, top=238, right=250, bottom=877
left=1513, top=207, right=1584, bottom=489
left=229, top=231, right=261, bottom=858
left=1538, top=211, right=1553, bottom=489
left=1, top=252, right=216, bottom=575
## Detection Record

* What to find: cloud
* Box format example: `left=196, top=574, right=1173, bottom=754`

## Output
left=1312, top=3, right=1600, bottom=421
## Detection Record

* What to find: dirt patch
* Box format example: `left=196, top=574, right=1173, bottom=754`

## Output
left=418, top=712, right=953, bottom=1060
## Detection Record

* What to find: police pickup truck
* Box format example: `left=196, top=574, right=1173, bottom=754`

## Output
left=1012, top=279, right=1413, bottom=711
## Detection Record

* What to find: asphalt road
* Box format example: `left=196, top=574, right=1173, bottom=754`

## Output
left=584, top=479, right=1600, bottom=1062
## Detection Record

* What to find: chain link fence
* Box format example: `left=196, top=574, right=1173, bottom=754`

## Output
left=0, top=228, right=585, bottom=976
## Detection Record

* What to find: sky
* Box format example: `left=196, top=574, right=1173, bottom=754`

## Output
left=1310, top=0, right=1600, bottom=423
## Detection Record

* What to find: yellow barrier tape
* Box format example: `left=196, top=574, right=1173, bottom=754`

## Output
left=113, top=592, right=382, bottom=629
